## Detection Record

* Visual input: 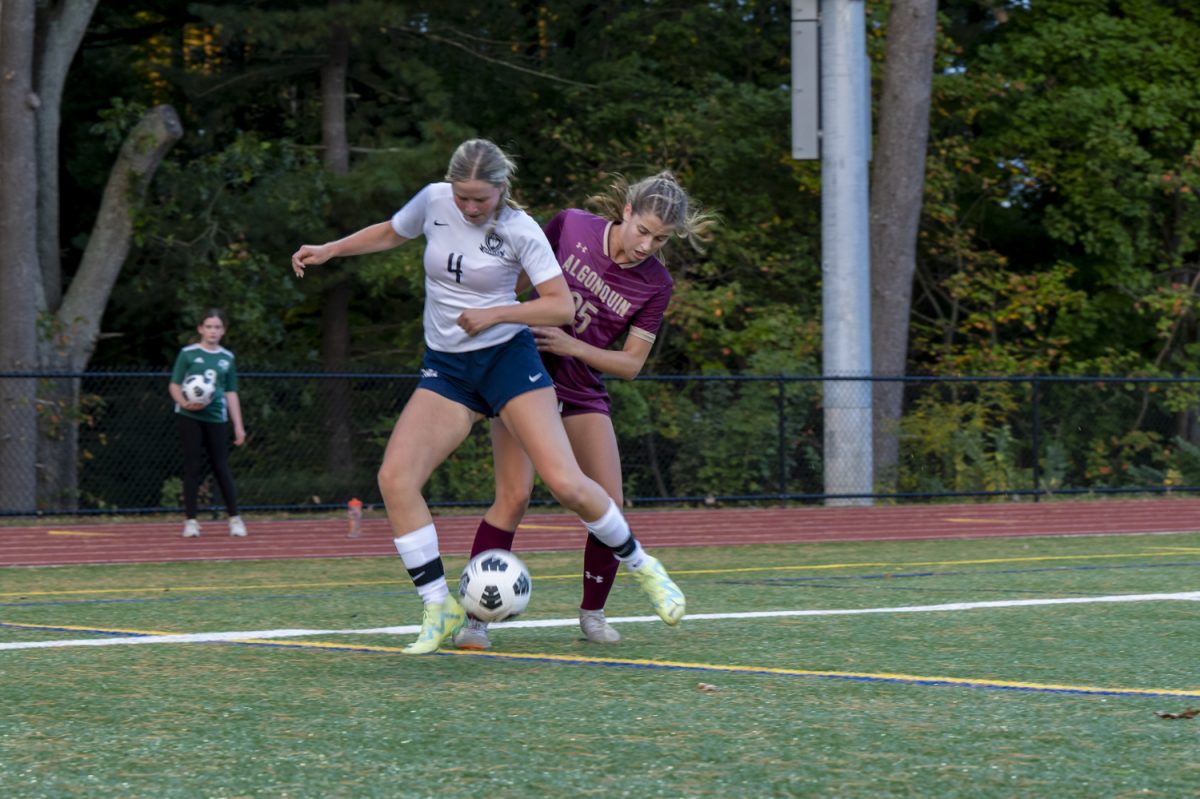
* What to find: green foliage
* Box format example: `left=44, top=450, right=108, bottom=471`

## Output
left=914, top=260, right=1090, bottom=375
left=90, top=98, right=152, bottom=152
left=48, top=0, right=1200, bottom=509
left=898, top=382, right=1032, bottom=494
left=927, top=0, right=1200, bottom=374
left=1127, top=435, right=1200, bottom=489
left=109, top=133, right=315, bottom=365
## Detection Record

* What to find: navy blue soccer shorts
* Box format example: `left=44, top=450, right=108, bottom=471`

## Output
left=418, top=329, right=555, bottom=417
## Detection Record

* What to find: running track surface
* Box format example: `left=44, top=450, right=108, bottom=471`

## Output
left=3, top=498, right=1200, bottom=567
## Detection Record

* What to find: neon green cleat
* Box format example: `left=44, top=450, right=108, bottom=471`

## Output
left=632, top=555, right=686, bottom=626
left=402, top=594, right=466, bottom=654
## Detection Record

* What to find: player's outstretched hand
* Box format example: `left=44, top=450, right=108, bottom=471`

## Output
left=291, top=244, right=332, bottom=278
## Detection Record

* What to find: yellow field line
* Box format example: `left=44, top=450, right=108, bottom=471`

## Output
left=5, top=548, right=1196, bottom=599
left=6, top=619, right=1199, bottom=698
left=659, top=549, right=1195, bottom=577
left=0, top=578, right=404, bottom=599
left=253, top=639, right=1200, bottom=698
left=1, top=620, right=177, bottom=636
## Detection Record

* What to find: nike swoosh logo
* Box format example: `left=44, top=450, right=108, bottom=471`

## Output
left=433, top=221, right=449, bottom=226
left=528, top=373, right=543, bottom=382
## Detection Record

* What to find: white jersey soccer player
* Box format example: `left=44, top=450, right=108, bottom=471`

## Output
left=390, top=182, right=562, bottom=353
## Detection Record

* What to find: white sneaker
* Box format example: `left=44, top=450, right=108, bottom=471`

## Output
left=229, top=516, right=247, bottom=537
left=182, top=519, right=201, bottom=538
left=579, top=609, right=621, bottom=643
left=453, top=618, right=491, bottom=650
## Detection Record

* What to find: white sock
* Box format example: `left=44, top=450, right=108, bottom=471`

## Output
left=394, top=523, right=448, bottom=604
left=621, top=541, right=648, bottom=571
left=583, top=499, right=629, bottom=548
left=416, top=580, right=449, bottom=605
left=583, top=499, right=647, bottom=569
left=393, top=523, right=440, bottom=567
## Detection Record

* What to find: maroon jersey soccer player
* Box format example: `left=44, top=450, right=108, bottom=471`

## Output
left=456, top=171, right=716, bottom=650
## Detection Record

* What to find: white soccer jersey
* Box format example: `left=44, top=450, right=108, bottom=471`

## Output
left=391, top=183, right=563, bottom=353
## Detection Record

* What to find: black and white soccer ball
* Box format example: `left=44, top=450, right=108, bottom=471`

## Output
left=459, top=549, right=532, bottom=622
left=181, top=373, right=216, bottom=407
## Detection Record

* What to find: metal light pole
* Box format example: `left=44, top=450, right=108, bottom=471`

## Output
left=794, top=0, right=874, bottom=505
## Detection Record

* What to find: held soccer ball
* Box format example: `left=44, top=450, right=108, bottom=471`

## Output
left=458, top=549, right=532, bottom=623
left=181, top=373, right=216, bottom=407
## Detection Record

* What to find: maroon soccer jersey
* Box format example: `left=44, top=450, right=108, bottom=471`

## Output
left=540, top=209, right=673, bottom=412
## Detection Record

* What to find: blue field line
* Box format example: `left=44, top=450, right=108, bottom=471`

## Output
left=0, top=622, right=145, bottom=638
left=221, top=639, right=1200, bottom=700
left=740, top=583, right=1109, bottom=597
left=453, top=652, right=1200, bottom=699
left=0, top=589, right=416, bottom=608
left=720, top=559, right=1200, bottom=586
left=6, top=558, right=1200, bottom=609
left=6, top=608, right=1200, bottom=699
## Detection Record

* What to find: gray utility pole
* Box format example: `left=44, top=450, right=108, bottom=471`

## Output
left=793, top=0, right=874, bottom=505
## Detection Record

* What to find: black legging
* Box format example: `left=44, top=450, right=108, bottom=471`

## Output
left=177, top=415, right=239, bottom=518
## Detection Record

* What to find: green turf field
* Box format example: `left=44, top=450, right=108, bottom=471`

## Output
left=3, top=533, right=1200, bottom=797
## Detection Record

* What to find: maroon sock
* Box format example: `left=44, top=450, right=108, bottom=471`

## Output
left=581, top=532, right=620, bottom=610
left=470, top=519, right=516, bottom=558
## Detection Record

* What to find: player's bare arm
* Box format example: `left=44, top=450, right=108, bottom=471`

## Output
left=291, top=222, right=408, bottom=277
left=456, top=275, right=574, bottom=337
left=532, top=326, right=654, bottom=380
left=226, top=392, right=246, bottom=446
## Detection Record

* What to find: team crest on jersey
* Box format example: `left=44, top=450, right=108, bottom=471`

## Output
left=479, top=232, right=505, bottom=257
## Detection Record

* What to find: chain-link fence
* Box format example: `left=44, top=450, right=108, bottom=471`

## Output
left=3, top=371, right=1200, bottom=516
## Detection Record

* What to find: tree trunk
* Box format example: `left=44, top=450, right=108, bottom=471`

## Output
left=319, top=14, right=355, bottom=488
left=32, top=362, right=81, bottom=511
left=35, top=0, right=102, bottom=312
left=868, top=0, right=938, bottom=490
left=30, top=0, right=103, bottom=510
left=36, top=105, right=183, bottom=510
left=0, top=0, right=42, bottom=512
left=56, top=105, right=184, bottom=353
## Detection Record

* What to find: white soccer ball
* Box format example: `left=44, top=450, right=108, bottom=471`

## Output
left=459, top=549, right=532, bottom=622
left=181, top=373, right=216, bottom=407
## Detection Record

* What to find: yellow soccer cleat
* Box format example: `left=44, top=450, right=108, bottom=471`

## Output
left=631, top=556, right=686, bottom=626
left=402, top=594, right=466, bottom=654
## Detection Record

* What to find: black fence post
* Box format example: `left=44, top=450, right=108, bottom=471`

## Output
left=778, top=376, right=787, bottom=496
left=1031, top=377, right=1042, bottom=502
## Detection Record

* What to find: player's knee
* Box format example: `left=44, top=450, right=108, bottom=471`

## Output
left=377, top=460, right=417, bottom=498
left=543, top=476, right=591, bottom=513
left=494, top=485, right=532, bottom=518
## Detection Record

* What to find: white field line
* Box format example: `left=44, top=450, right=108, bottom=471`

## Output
left=3, top=591, right=1200, bottom=652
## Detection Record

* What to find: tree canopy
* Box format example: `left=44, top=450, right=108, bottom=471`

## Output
left=3, top=0, right=1200, bottom=512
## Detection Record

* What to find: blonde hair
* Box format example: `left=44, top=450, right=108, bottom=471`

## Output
left=587, top=171, right=717, bottom=253
left=444, top=139, right=523, bottom=229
